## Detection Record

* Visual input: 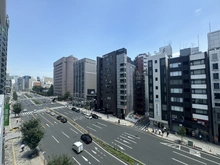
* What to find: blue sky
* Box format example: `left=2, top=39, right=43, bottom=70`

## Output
left=7, top=0, right=220, bottom=79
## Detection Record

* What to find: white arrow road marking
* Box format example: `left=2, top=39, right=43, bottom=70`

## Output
left=97, top=122, right=107, bottom=127
left=127, top=136, right=135, bottom=140
left=172, top=158, right=188, bottom=165
left=92, top=124, right=102, bottom=129
left=118, top=145, right=125, bottom=150
left=54, top=121, right=58, bottom=124
left=62, top=132, right=69, bottom=138
left=85, top=149, right=100, bottom=162
left=46, top=124, right=50, bottom=127
left=87, top=126, right=96, bottom=132
left=122, top=140, right=130, bottom=144
left=72, top=157, right=81, bottom=165
left=114, top=140, right=132, bottom=149
left=70, top=128, right=78, bottom=134
left=124, top=132, right=140, bottom=139
left=120, top=135, right=136, bottom=143
left=81, top=155, right=88, bottom=161
left=52, top=135, right=59, bottom=143
left=91, top=150, right=97, bottom=154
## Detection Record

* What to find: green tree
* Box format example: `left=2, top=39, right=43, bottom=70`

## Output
left=63, top=91, right=70, bottom=100
left=13, top=103, right=22, bottom=117
left=32, top=86, right=43, bottom=93
left=47, top=154, right=76, bottom=165
left=178, top=126, right=186, bottom=142
left=21, top=119, right=44, bottom=152
left=47, top=85, right=54, bottom=96
left=13, top=91, right=17, bottom=101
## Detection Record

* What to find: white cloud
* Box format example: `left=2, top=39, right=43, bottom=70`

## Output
left=195, top=8, right=202, bottom=16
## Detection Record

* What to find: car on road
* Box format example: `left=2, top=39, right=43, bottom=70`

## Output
left=80, top=134, right=92, bottom=144
left=50, top=112, right=56, bottom=116
left=81, top=111, right=87, bottom=115
left=46, top=110, right=50, bottom=113
left=23, top=109, right=27, bottom=112
left=72, top=141, right=83, bottom=154
left=56, top=115, right=62, bottom=120
left=61, top=117, right=67, bottom=123
left=75, top=109, right=80, bottom=113
left=92, top=114, right=99, bottom=119
left=71, top=107, right=76, bottom=111
left=33, top=109, right=37, bottom=113
left=85, top=114, right=92, bottom=119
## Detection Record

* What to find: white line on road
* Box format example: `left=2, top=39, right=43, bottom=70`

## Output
left=97, top=122, right=107, bottom=127
left=123, top=134, right=135, bottom=140
left=87, top=126, right=97, bottom=132
left=173, top=151, right=206, bottom=165
left=172, top=158, right=188, bottom=165
left=64, top=112, right=68, bottom=115
left=70, top=128, right=78, bottom=134
left=54, top=121, right=58, bottom=124
left=124, top=132, right=140, bottom=139
left=46, top=124, right=50, bottom=127
left=81, top=155, right=88, bottom=161
left=62, top=132, right=70, bottom=138
left=52, top=135, right=59, bottom=143
left=118, top=145, right=125, bottom=150
left=72, top=157, right=81, bottom=165
left=114, top=140, right=132, bottom=149
left=119, top=135, right=136, bottom=143
left=92, top=124, right=102, bottom=129
left=85, top=149, right=100, bottom=162
left=91, top=150, right=97, bottom=154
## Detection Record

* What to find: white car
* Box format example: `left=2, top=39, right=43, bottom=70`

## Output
left=23, top=109, right=27, bottom=112
left=33, top=109, right=37, bottom=114
left=46, top=110, right=50, bottom=113
left=85, top=114, right=92, bottom=119
left=50, top=112, right=56, bottom=116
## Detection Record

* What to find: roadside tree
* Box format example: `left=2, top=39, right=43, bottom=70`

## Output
left=178, top=126, right=186, bottom=142
left=12, top=103, right=22, bottom=117
left=13, top=91, right=17, bottom=101
left=47, top=154, right=76, bottom=165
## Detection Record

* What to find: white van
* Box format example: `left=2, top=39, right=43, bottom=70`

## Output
left=72, top=141, right=83, bottom=154
left=85, top=114, right=92, bottom=119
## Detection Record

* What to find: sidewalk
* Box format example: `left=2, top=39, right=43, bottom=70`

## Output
left=4, top=104, right=44, bottom=165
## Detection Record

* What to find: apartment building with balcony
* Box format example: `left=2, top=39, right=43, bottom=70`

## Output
left=97, top=48, right=135, bottom=118
left=73, top=58, right=96, bottom=105
left=53, top=55, right=78, bottom=96
left=208, top=30, right=220, bottom=144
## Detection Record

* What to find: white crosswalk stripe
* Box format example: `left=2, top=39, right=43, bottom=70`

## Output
left=20, top=109, right=46, bottom=116
left=131, top=123, right=149, bottom=132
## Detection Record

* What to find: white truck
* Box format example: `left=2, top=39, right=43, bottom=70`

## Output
left=72, top=141, right=83, bottom=154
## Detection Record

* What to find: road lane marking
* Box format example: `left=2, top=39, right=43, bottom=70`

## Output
left=54, top=121, right=58, bottom=124
left=172, top=158, right=188, bottom=165
left=92, top=124, right=102, bottom=129
left=85, top=149, right=100, bottom=162
left=97, top=122, right=107, bottom=127
left=31, top=114, right=45, bottom=128
left=114, top=140, right=132, bottom=149
left=91, top=150, right=97, bottom=154
left=119, top=135, right=136, bottom=143
left=64, top=112, right=68, bottom=115
left=46, top=124, right=50, bottom=127
left=123, top=134, right=135, bottom=140
left=62, top=132, right=70, bottom=138
left=81, top=155, right=88, bottom=161
left=70, top=128, right=78, bottom=134
left=173, top=151, right=206, bottom=165
left=38, top=113, right=54, bottom=126
left=52, top=135, right=59, bottom=143
left=87, top=126, right=97, bottom=132
left=124, top=132, right=140, bottom=139
left=12, top=139, right=17, bottom=165
left=72, top=157, right=81, bottom=165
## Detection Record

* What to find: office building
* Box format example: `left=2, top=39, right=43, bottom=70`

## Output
left=134, top=53, right=149, bottom=115
left=97, top=48, right=135, bottom=118
left=53, top=55, right=78, bottom=96
left=168, top=47, right=212, bottom=141
left=0, top=0, right=9, bottom=94
left=147, top=45, right=172, bottom=128
left=208, top=30, right=220, bottom=143
left=73, top=58, right=96, bottom=105
left=42, top=76, right=53, bottom=88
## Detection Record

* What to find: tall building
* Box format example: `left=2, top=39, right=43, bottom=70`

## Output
left=0, top=0, right=9, bottom=94
left=0, top=94, right=5, bottom=165
left=23, top=75, right=31, bottom=91
left=97, top=48, right=135, bottom=118
left=53, top=55, right=78, bottom=96
left=168, top=47, right=212, bottom=141
left=73, top=58, right=96, bottom=105
left=42, top=76, right=53, bottom=88
left=208, top=30, right=220, bottom=143
left=147, top=45, right=172, bottom=128
left=134, top=53, right=149, bottom=115
left=5, top=72, right=11, bottom=93
left=17, top=77, right=24, bottom=91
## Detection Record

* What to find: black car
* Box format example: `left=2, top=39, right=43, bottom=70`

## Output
left=80, top=134, right=92, bottom=144
left=92, top=114, right=99, bottom=119
left=75, top=109, right=80, bottom=113
left=57, top=115, right=62, bottom=120
left=71, top=107, right=76, bottom=111
left=61, top=117, right=67, bottom=123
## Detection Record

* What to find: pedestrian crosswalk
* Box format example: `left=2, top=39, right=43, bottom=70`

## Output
left=20, top=109, right=46, bottom=116
left=131, top=123, right=150, bottom=132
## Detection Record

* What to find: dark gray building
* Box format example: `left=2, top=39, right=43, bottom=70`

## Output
left=97, top=48, right=135, bottom=118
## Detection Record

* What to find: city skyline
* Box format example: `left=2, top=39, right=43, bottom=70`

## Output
left=7, top=0, right=220, bottom=78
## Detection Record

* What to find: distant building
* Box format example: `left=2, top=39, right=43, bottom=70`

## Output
left=97, top=48, right=135, bottom=118
left=208, top=30, right=220, bottom=144
left=0, top=0, right=9, bottom=94
left=53, top=55, right=78, bottom=96
left=73, top=58, right=96, bottom=105
left=32, top=81, right=41, bottom=87
left=42, top=76, right=53, bottom=88
left=5, top=72, right=11, bottom=93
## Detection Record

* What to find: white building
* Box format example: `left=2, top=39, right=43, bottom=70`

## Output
left=42, top=76, right=53, bottom=88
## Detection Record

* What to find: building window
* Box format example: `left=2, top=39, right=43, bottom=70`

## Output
left=171, top=106, right=183, bottom=112
left=170, top=62, right=181, bottom=68
left=170, top=88, right=182, bottom=93
left=148, top=61, right=152, bottom=67
left=170, top=80, right=182, bottom=85
left=192, top=109, right=208, bottom=115
left=213, top=63, right=218, bottom=70
left=192, top=99, right=207, bottom=104
left=192, top=89, right=206, bottom=94
left=156, top=95, right=158, bottom=98
left=212, top=53, right=218, bottom=60
left=150, top=94, right=153, bottom=100
left=150, top=78, right=153, bottom=84
left=215, top=103, right=220, bottom=107
left=155, top=60, right=157, bottom=64
left=191, top=69, right=205, bottom=75
left=191, top=79, right=206, bottom=84
left=155, top=77, right=158, bottom=81
left=162, top=105, right=167, bottom=111
left=214, top=83, right=220, bottom=89
left=215, top=93, right=220, bottom=99
left=190, top=59, right=205, bottom=66
left=156, top=86, right=158, bottom=90
left=150, top=86, right=153, bottom=92
left=170, top=71, right=182, bottom=76
left=171, top=97, right=183, bottom=103
left=213, top=73, right=219, bottom=79
left=160, top=59, right=165, bottom=65
left=183, top=70, right=189, bottom=74
left=155, top=69, right=157, bottom=72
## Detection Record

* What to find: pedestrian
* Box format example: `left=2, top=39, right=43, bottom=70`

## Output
left=21, top=144, right=25, bottom=152
left=16, top=119, right=18, bottom=123
left=167, top=131, right=169, bottom=137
